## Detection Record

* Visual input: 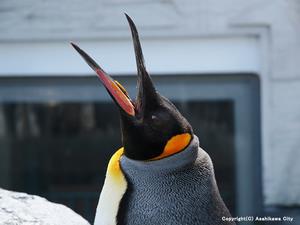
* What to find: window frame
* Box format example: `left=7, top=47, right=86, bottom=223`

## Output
left=0, top=74, right=261, bottom=222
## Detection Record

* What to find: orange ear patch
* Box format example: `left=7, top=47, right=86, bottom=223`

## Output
left=151, top=133, right=192, bottom=160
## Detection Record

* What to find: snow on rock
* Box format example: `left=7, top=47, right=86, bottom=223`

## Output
left=0, top=188, right=91, bottom=225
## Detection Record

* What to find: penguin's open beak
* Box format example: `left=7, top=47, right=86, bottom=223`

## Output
left=71, top=42, right=135, bottom=116
left=71, top=15, right=158, bottom=118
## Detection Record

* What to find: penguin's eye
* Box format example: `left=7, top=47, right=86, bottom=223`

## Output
left=151, top=115, right=157, bottom=120
left=150, top=114, right=161, bottom=128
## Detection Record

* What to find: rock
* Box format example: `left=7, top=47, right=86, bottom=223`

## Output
left=0, top=188, right=91, bottom=225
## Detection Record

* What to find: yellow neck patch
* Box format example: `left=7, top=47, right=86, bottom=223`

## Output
left=107, top=147, right=125, bottom=182
left=151, top=133, right=192, bottom=160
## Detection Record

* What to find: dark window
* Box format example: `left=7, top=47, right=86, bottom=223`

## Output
left=0, top=75, right=261, bottom=223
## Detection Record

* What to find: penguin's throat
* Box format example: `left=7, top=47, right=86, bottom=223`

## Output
left=150, top=133, right=192, bottom=160
left=107, top=133, right=192, bottom=175
left=120, top=135, right=199, bottom=172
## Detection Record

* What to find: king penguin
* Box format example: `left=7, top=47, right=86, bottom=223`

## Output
left=71, top=14, right=235, bottom=225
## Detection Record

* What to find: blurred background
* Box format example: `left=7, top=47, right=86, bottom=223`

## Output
left=0, top=1, right=299, bottom=224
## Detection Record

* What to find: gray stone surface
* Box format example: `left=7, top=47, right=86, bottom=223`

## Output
left=0, top=188, right=90, bottom=225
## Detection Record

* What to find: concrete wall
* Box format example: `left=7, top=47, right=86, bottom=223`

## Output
left=0, top=0, right=300, bottom=206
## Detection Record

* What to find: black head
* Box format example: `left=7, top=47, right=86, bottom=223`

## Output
left=71, top=14, right=193, bottom=160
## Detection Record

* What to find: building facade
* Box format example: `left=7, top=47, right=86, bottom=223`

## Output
left=0, top=0, right=300, bottom=223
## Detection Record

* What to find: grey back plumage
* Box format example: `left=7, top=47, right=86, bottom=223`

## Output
left=118, top=135, right=235, bottom=225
